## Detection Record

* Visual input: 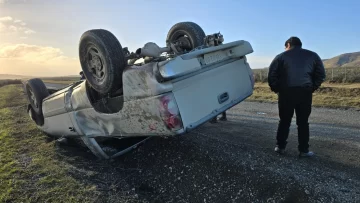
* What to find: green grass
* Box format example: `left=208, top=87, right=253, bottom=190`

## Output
left=0, top=84, right=96, bottom=202
left=247, top=83, right=360, bottom=109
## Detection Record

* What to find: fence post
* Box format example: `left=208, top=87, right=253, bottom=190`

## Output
left=344, top=66, right=347, bottom=83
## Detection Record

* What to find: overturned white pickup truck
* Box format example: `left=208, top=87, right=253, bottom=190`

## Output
left=25, top=22, right=255, bottom=159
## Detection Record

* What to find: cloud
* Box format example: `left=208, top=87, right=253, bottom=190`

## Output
left=9, top=25, right=17, bottom=31
left=0, top=0, right=28, bottom=4
left=13, top=19, right=26, bottom=26
left=0, top=44, right=80, bottom=76
left=1, top=44, right=65, bottom=62
left=24, top=29, right=35, bottom=34
left=0, top=22, right=6, bottom=31
left=0, top=16, right=35, bottom=37
left=0, top=16, right=13, bottom=22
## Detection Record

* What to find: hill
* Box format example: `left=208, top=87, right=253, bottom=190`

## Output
left=0, top=74, right=32, bottom=80
left=322, top=51, right=360, bottom=68
left=0, top=74, right=80, bottom=80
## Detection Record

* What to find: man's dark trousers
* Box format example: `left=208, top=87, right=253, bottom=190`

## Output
left=276, top=87, right=313, bottom=153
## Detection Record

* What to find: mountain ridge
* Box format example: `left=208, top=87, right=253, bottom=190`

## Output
left=322, top=51, right=360, bottom=68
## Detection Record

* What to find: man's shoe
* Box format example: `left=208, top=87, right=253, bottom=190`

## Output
left=299, top=151, right=315, bottom=157
left=274, top=146, right=285, bottom=154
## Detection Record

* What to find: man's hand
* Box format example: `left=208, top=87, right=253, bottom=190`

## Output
left=268, top=54, right=282, bottom=93
left=313, top=53, right=326, bottom=88
left=312, top=86, right=318, bottom=93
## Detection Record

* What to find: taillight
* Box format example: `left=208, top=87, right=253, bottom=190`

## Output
left=159, top=94, right=183, bottom=131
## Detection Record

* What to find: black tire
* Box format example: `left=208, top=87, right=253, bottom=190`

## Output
left=79, top=29, right=126, bottom=95
left=25, top=78, right=49, bottom=115
left=166, top=22, right=206, bottom=52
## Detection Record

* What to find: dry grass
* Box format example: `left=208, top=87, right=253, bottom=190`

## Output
left=253, top=66, right=360, bottom=83
left=247, top=83, right=360, bottom=109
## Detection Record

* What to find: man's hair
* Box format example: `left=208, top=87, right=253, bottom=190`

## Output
left=285, top=36, right=302, bottom=48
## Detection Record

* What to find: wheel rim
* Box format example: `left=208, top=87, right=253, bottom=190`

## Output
left=86, top=45, right=106, bottom=83
left=28, top=88, right=38, bottom=109
left=28, top=108, right=33, bottom=119
left=171, top=31, right=194, bottom=52
left=176, top=36, right=192, bottom=51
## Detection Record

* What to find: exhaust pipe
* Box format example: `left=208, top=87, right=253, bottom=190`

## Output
left=136, top=42, right=170, bottom=58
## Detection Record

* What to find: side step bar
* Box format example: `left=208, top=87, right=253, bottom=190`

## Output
left=57, top=136, right=151, bottom=159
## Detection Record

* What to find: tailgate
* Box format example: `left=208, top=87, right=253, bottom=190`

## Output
left=172, top=57, right=254, bottom=132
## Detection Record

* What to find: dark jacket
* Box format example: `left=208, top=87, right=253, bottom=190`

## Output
left=268, top=46, right=326, bottom=93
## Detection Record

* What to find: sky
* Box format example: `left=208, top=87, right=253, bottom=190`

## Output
left=0, top=0, right=359, bottom=76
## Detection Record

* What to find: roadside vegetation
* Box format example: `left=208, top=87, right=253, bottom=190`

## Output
left=0, top=84, right=95, bottom=202
left=0, top=79, right=22, bottom=88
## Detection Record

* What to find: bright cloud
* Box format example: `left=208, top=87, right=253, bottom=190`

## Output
left=0, top=22, right=6, bottom=32
left=0, top=16, right=35, bottom=37
left=24, top=29, right=35, bottom=34
left=14, top=19, right=26, bottom=26
left=0, top=16, right=13, bottom=22
left=0, top=0, right=28, bottom=4
left=0, top=44, right=80, bottom=76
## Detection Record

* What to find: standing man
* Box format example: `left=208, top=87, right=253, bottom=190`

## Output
left=268, top=37, right=326, bottom=157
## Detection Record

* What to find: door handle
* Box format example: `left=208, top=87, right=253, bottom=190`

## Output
left=218, top=92, right=229, bottom=104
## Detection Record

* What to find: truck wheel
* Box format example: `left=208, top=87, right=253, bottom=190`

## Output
left=166, top=22, right=206, bottom=52
left=25, top=78, right=49, bottom=115
left=79, top=29, right=126, bottom=95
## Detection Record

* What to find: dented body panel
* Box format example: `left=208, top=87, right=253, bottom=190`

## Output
left=40, top=78, right=178, bottom=138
